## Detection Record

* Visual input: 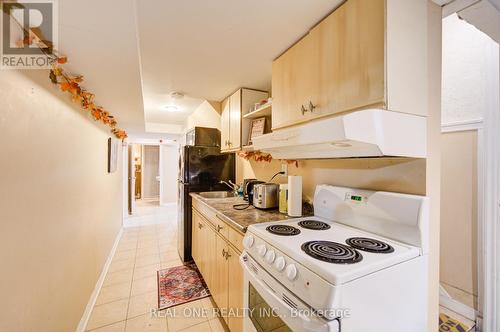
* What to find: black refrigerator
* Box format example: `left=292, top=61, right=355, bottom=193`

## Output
left=177, top=145, right=235, bottom=262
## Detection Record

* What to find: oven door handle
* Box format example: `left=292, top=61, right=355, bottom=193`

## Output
left=240, top=254, right=335, bottom=332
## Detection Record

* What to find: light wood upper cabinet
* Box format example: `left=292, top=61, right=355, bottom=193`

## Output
left=221, top=98, right=230, bottom=151
left=271, top=0, right=429, bottom=130
left=314, top=0, right=385, bottom=119
left=271, top=35, right=320, bottom=129
left=221, top=88, right=269, bottom=152
left=229, top=92, right=241, bottom=151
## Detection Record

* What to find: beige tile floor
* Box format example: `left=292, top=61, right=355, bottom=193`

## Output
left=86, top=223, right=228, bottom=332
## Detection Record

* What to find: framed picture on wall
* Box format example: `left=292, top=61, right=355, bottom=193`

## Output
left=108, top=137, right=118, bottom=173
left=248, top=117, right=266, bottom=145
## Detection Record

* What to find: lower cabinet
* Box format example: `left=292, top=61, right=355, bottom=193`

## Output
left=227, top=245, right=244, bottom=332
left=214, top=234, right=229, bottom=323
left=192, top=207, right=244, bottom=332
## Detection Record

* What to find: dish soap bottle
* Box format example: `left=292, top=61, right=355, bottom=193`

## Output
left=279, top=184, right=288, bottom=214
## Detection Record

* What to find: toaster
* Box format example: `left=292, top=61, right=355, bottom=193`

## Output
left=253, top=183, right=279, bottom=209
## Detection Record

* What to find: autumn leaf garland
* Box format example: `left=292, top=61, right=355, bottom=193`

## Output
left=49, top=58, right=128, bottom=140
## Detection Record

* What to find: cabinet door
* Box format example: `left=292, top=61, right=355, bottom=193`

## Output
left=312, top=0, right=385, bottom=118
left=220, top=97, right=230, bottom=152
left=229, top=90, right=242, bottom=150
left=271, top=34, right=319, bottom=130
left=204, top=224, right=216, bottom=291
left=213, top=235, right=229, bottom=323
left=227, top=246, right=244, bottom=332
left=191, top=210, right=201, bottom=268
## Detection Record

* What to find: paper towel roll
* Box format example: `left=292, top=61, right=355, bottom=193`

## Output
left=288, top=176, right=302, bottom=217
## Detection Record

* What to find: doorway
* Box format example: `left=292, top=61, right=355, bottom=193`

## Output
left=439, top=13, right=499, bottom=331
left=124, top=140, right=180, bottom=227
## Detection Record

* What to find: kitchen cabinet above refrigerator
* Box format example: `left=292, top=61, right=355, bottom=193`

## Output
left=220, top=88, right=269, bottom=153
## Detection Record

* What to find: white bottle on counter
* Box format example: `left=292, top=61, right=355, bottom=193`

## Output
left=287, top=176, right=302, bottom=217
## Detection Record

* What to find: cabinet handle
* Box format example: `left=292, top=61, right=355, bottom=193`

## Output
left=222, top=248, right=227, bottom=257
left=198, top=222, right=203, bottom=229
left=301, top=104, right=308, bottom=115
left=308, top=101, right=317, bottom=113
left=225, top=251, right=231, bottom=260
left=216, top=225, right=224, bottom=232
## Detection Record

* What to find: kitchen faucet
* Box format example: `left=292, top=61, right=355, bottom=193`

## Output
left=220, top=180, right=240, bottom=195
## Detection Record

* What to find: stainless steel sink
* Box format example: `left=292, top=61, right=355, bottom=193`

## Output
left=198, top=191, right=237, bottom=199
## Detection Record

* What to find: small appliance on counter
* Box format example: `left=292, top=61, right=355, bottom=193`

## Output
left=244, top=179, right=264, bottom=204
left=242, top=178, right=256, bottom=200
left=253, top=183, right=279, bottom=209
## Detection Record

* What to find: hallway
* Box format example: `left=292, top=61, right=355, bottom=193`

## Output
left=124, top=200, right=178, bottom=228
left=85, top=223, right=226, bottom=332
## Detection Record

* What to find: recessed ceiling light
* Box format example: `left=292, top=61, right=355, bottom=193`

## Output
left=171, top=91, right=184, bottom=99
left=164, top=105, right=180, bottom=112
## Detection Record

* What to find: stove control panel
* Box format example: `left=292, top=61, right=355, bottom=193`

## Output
left=285, top=264, right=298, bottom=281
left=274, top=256, right=286, bottom=271
left=243, top=235, right=255, bottom=249
left=265, top=250, right=276, bottom=264
left=257, top=244, right=267, bottom=257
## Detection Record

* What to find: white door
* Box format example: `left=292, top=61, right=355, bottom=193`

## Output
left=143, top=145, right=160, bottom=199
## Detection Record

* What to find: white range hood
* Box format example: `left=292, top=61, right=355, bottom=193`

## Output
left=252, top=109, right=426, bottom=159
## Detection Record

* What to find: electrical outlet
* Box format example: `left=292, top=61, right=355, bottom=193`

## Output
left=281, top=163, right=288, bottom=176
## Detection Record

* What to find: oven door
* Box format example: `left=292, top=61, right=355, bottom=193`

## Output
left=240, top=252, right=340, bottom=332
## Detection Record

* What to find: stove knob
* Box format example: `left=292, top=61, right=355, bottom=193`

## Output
left=274, top=256, right=286, bottom=272
left=285, top=264, right=298, bottom=281
left=257, top=245, right=267, bottom=257
left=243, top=235, right=254, bottom=249
left=265, top=250, right=275, bottom=264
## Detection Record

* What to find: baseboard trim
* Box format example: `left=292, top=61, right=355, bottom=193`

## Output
left=76, top=227, right=124, bottom=332
left=440, top=293, right=477, bottom=322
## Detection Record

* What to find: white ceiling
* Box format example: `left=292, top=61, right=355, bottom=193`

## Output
left=58, top=0, right=145, bottom=132
left=134, top=0, right=345, bottom=126
left=56, top=0, right=345, bottom=132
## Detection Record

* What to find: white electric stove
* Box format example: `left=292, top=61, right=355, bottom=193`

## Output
left=240, top=185, right=429, bottom=332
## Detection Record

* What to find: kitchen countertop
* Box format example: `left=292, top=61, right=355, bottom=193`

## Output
left=190, top=193, right=302, bottom=233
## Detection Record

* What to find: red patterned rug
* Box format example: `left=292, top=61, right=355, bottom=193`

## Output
left=157, top=263, right=210, bottom=310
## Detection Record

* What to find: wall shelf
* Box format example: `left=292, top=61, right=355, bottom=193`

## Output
left=243, top=103, right=272, bottom=119
left=240, top=145, right=255, bottom=152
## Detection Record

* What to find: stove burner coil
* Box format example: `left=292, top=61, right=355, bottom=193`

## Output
left=301, top=241, right=363, bottom=264
left=298, top=220, right=331, bottom=230
left=266, top=225, right=301, bottom=236
left=345, top=237, right=395, bottom=253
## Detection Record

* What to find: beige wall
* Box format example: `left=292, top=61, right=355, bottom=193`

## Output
left=0, top=70, right=123, bottom=332
left=237, top=157, right=426, bottom=199
left=440, top=130, right=478, bottom=308
left=185, top=100, right=221, bottom=131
